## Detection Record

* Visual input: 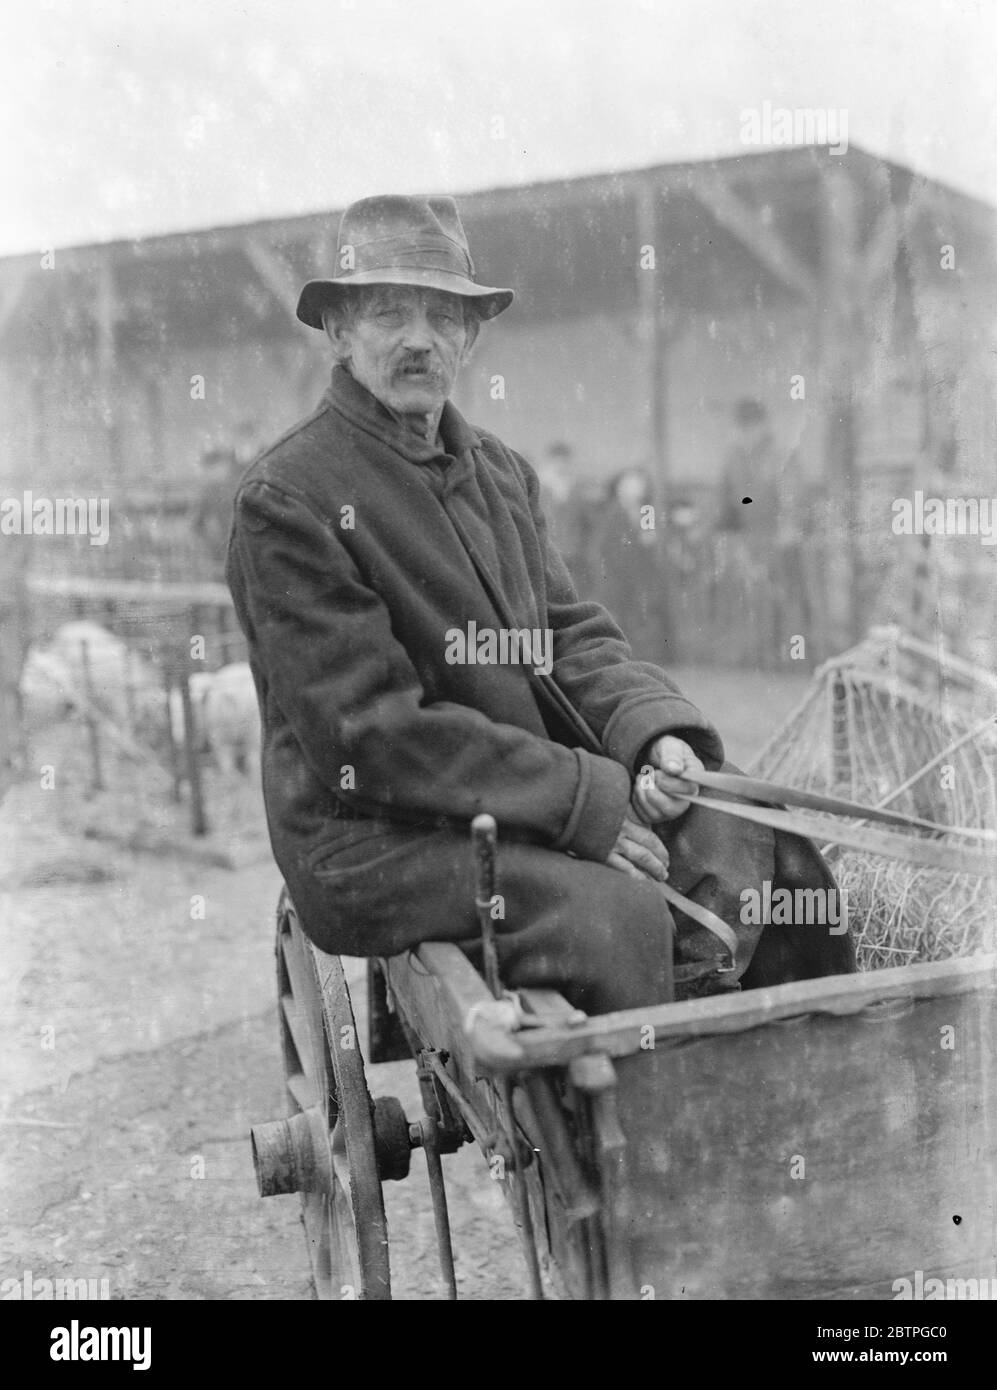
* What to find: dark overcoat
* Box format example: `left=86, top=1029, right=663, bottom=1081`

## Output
left=226, top=366, right=852, bottom=1011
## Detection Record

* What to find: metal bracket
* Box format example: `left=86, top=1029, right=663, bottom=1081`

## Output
left=416, top=1049, right=473, bottom=1153
left=569, top=1053, right=640, bottom=1301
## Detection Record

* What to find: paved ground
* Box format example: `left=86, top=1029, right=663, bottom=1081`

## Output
left=0, top=666, right=808, bottom=1301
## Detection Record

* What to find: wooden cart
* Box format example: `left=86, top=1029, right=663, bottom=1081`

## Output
left=250, top=836, right=997, bottom=1300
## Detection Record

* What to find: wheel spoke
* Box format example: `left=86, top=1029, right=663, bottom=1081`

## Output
left=280, top=928, right=337, bottom=1124
left=333, top=1184, right=362, bottom=1295
left=276, top=898, right=390, bottom=1300
left=280, top=994, right=314, bottom=1078
left=286, top=1071, right=317, bottom=1112
left=280, top=935, right=327, bottom=1091
left=302, top=1191, right=334, bottom=1301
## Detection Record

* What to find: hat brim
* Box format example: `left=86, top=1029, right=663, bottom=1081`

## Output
left=296, top=269, right=514, bottom=329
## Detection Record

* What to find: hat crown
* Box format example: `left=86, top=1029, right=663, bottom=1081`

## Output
left=334, top=195, right=474, bottom=281
left=294, top=193, right=513, bottom=329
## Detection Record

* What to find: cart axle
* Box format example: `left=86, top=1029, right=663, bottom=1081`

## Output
left=251, top=1091, right=470, bottom=1198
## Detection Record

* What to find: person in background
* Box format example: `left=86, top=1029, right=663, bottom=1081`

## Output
left=717, top=397, right=781, bottom=535
left=192, top=443, right=240, bottom=578
left=534, top=441, right=598, bottom=595
left=592, top=466, right=672, bottom=663
left=715, top=397, right=801, bottom=662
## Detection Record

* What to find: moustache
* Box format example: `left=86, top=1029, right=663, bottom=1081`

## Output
left=393, top=357, right=443, bottom=382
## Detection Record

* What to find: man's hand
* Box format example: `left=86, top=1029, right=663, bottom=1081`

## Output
left=631, top=735, right=705, bottom=823
left=606, top=814, right=670, bottom=883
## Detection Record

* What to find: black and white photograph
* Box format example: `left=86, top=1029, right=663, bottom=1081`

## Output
left=1, top=0, right=995, bottom=1339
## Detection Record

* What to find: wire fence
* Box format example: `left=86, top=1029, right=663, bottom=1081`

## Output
left=8, top=578, right=249, bottom=838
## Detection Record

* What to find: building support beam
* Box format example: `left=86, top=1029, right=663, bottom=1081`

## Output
left=242, top=234, right=304, bottom=323
left=818, top=163, right=862, bottom=649
left=688, top=171, right=820, bottom=304
left=859, top=177, right=931, bottom=296
left=0, top=264, right=32, bottom=345
left=635, top=178, right=669, bottom=518
left=95, top=260, right=122, bottom=481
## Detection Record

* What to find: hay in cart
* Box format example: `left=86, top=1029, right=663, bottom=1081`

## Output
left=749, top=626, right=997, bottom=970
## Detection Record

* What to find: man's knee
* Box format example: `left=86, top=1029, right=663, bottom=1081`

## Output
left=495, top=858, right=674, bottom=1013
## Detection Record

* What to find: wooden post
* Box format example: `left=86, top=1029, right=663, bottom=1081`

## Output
left=122, top=642, right=138, bottom=738
left=0, top=532, right=32, bottom=780
left=162, top=665, right=182, bottom=804
left=635, top=179, right=668, bottom=519
left=817, top=163, right=862, bottom=651
left=29, top=367, right=47, bottom=495
left=78, top=640, right=104, bottom=795
left=218, top=601, right=236, bottom=657
left=635, top=178, right=676, bottom=658
left=95, top=260, right=121, bottom=482
left=190, top=603, right=203, bottom=661
left=144, top=373, right=165, bottom=476
left=0, top=263, right=31, bottom=344
left=179, top=661, right=208, bottom=837
left=179, top=608, right=208, bottom=836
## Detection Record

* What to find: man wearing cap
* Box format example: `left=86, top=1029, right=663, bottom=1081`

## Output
left=226, top=195, right=852, bottom=1013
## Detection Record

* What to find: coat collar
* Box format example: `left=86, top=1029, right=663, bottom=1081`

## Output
left=323, top=364, right=480, bottom=469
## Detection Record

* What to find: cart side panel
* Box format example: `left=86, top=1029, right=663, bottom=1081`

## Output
left=616, top=972, right=997, bottom=1299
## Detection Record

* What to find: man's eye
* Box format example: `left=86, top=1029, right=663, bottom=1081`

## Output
left=376, top=309, right=406, bottom=325
left=431, top=312, right=460, bottom=327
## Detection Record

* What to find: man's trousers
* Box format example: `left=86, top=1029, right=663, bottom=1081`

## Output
left=279, top=780, right=855, bottom=1015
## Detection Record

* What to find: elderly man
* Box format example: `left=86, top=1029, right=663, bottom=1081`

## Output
left=226, top=195, right=852, bottom=1014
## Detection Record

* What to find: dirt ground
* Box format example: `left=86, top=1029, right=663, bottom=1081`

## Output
left=0, top=665, right=808, bottom=1301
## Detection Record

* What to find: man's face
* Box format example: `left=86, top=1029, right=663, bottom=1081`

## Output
left=334, top=285, right=471, bottom=420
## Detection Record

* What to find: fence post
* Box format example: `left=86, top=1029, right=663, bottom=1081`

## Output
left=162, top=662, right=183, bottom=804
left=78, top=639, right=104, bottom=795
left=178, top=649, right=209, bottom=838
left=190, top=602, right=203, bottom=661
left=122, top=642, right=138, bottom=738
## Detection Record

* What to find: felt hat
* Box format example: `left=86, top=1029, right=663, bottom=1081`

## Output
left=296, top=194, right=513, bottom=329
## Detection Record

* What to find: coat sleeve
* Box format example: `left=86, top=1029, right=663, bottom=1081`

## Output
left=226, top=477, right=631, bottom=862
left=517, top=457, right=726, bottom=775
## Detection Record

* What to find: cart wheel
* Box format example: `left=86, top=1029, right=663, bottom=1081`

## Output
left=273, top=891, right=391, bottom=1300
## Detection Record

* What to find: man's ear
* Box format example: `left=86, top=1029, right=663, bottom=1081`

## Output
left=322, top=309, right=352, bottom=362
